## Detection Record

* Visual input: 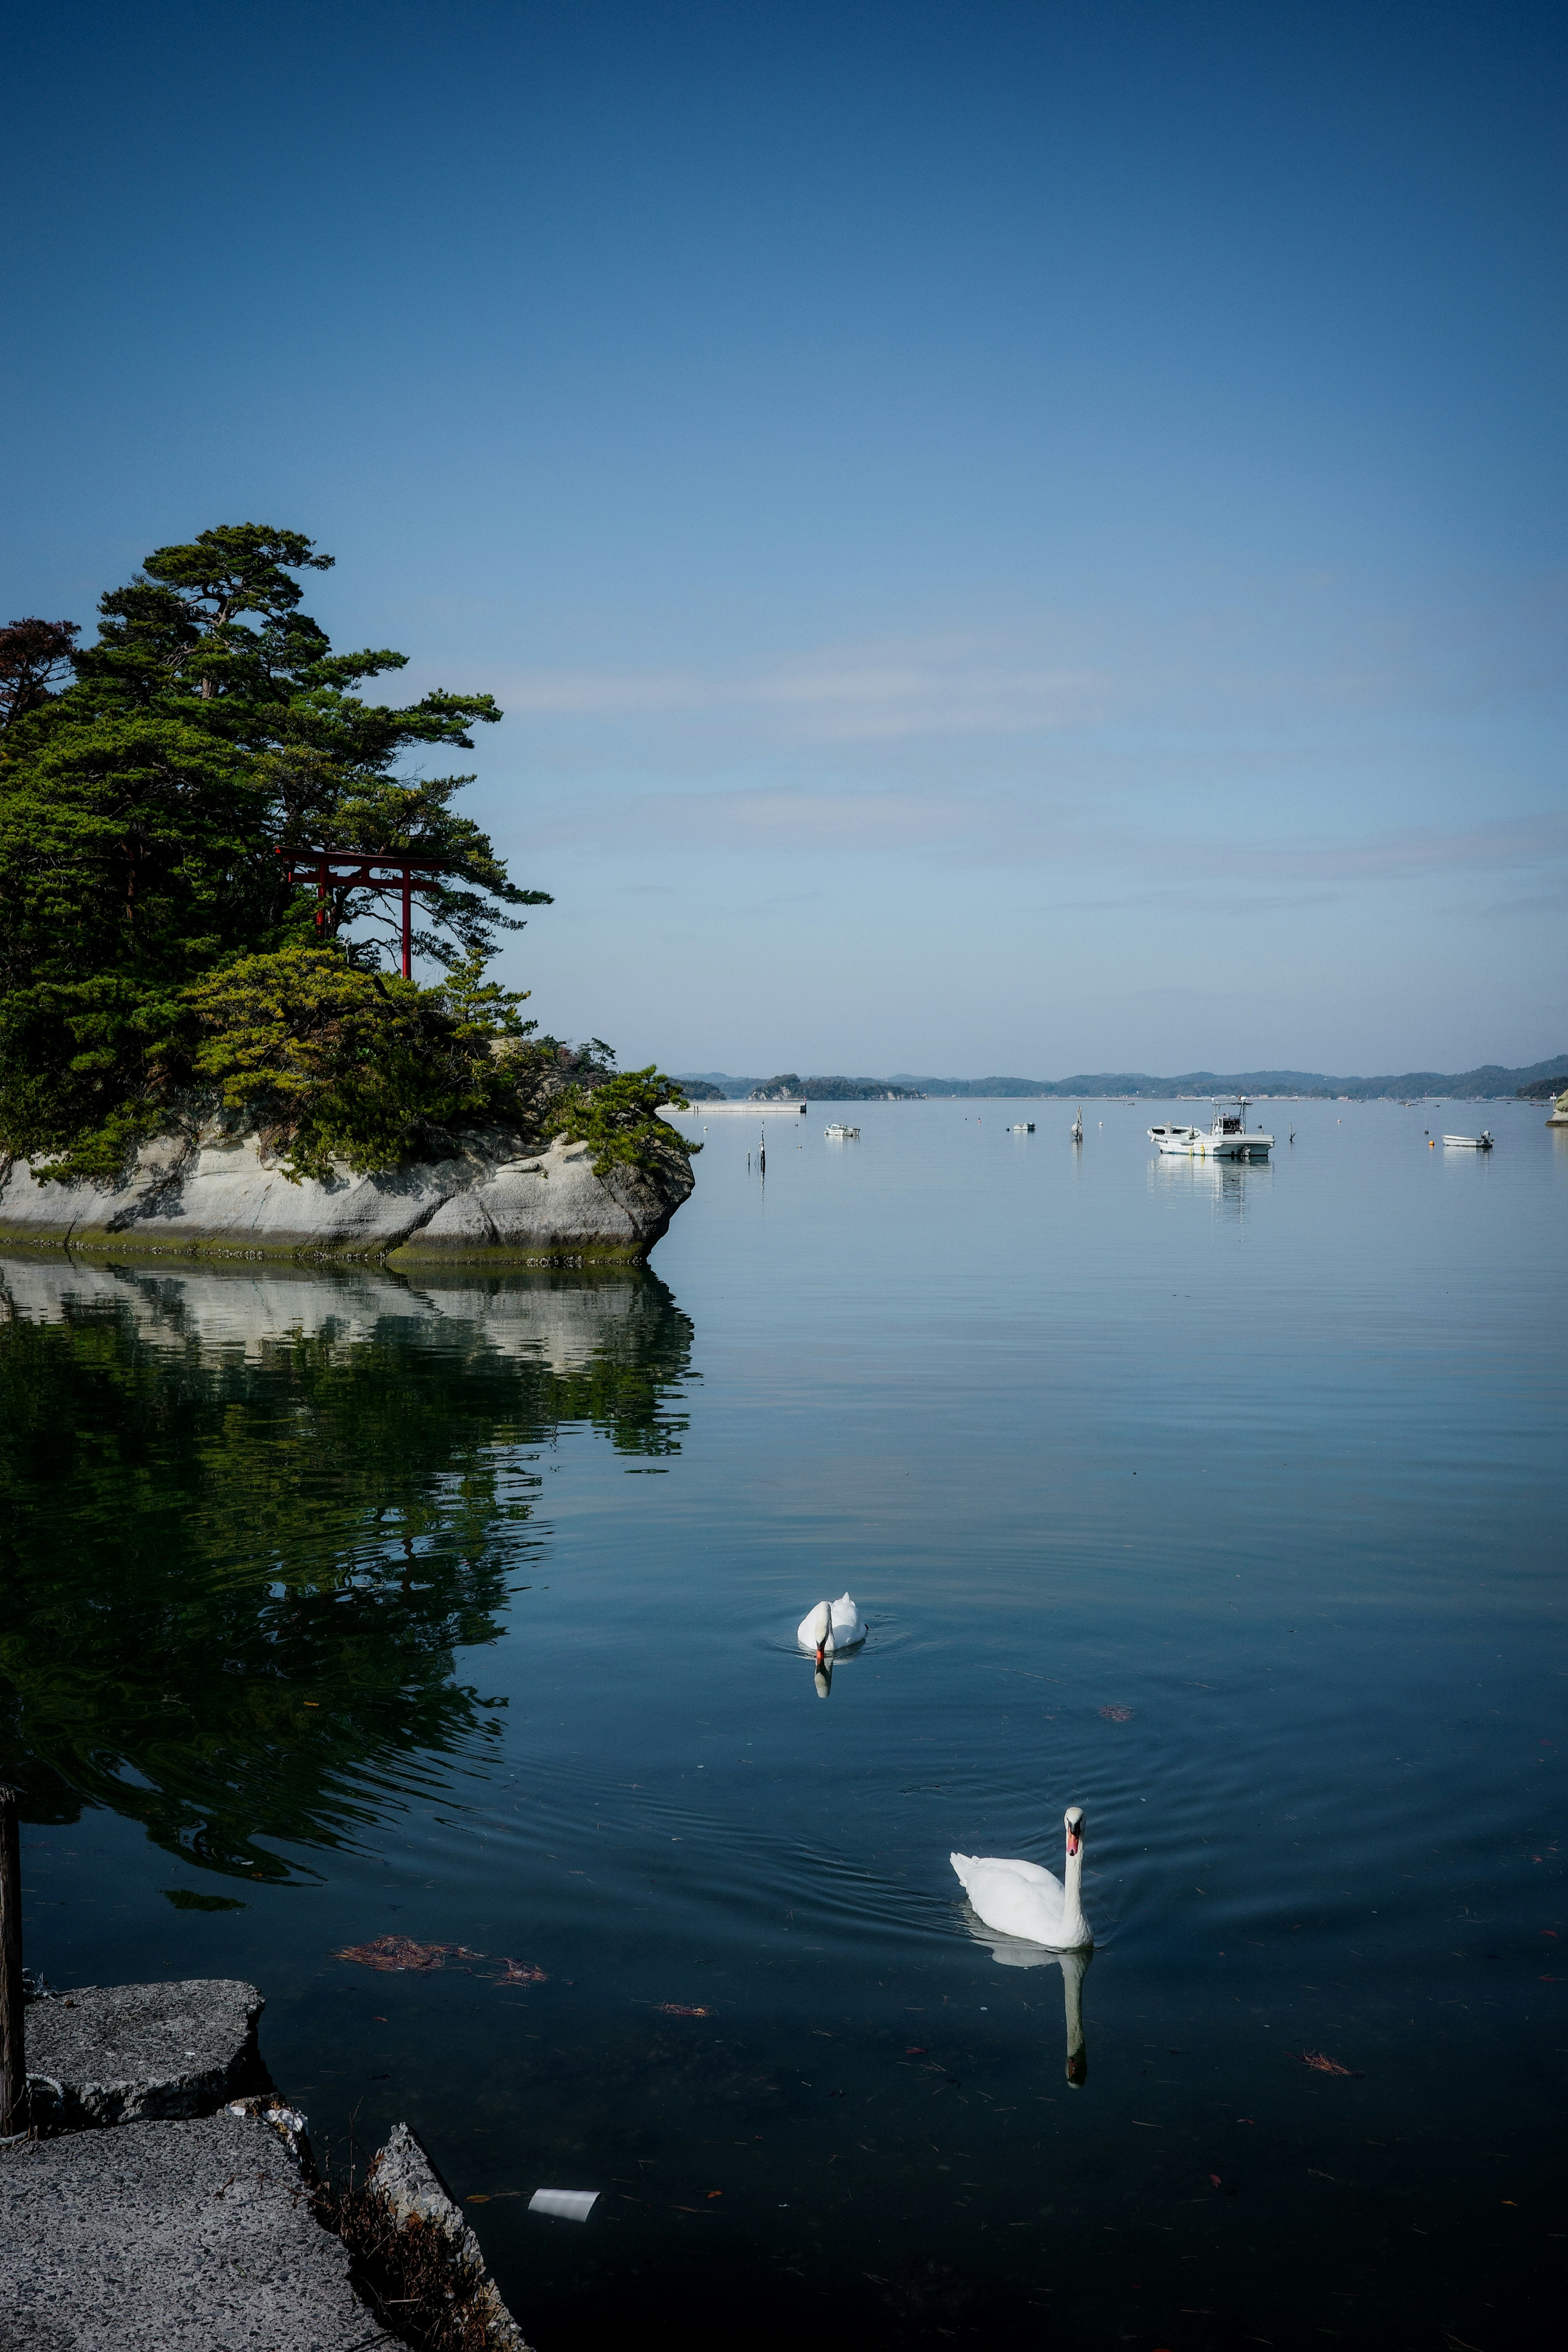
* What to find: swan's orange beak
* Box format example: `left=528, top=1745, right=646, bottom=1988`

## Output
left=814, top=1641, right=826, bottom=1667
left=1067, top=1829, right=1080, bottom=1855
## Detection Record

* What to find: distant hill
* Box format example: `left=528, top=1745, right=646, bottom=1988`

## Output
left=751, top=1072, right=924, bottom=1101
left=678, top=1057, right=1568, bottom=1102
left=802, top=1076, right=925, bottom=1101
left=675, top=1071, right=924, bottom=1100
left=889, top=1058, right=1568, bottom=1100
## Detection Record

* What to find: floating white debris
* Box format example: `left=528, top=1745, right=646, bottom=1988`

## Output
left=529, top=2188, right=600, bottom=2222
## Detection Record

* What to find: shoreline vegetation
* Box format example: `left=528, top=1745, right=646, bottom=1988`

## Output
left=677, top=1056, right=1568, bottom=1104
left=0, top=525, right=697, bottom=1224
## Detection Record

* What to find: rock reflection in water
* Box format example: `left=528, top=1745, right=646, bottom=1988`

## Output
left=962, top=1913, right=1093, bottom=2086
left=0, top=1256, right=693, bottom=1880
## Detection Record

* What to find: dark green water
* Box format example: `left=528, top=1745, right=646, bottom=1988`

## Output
left=3, top=1098, right=1564, bottom=2351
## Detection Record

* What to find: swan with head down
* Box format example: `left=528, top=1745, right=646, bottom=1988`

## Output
left=797, top=1595, right=866, bottom=1662
left=950, top=1807, right=1092, bottom=1951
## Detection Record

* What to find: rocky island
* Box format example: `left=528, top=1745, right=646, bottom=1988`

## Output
left=0, top=525, right=696, bottom=1265
left=0, top=1115, right=693, bottom=1263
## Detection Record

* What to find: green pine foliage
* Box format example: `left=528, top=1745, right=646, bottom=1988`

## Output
left=187, top=943, right=536, bottom=1184
left=0, top=524, right=693, bottom=1187
left=546, top=1066, right=697, bottom=1178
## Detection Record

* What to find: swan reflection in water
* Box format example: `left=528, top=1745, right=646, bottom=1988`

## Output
left=811, top=1650, right=869, bottom=1699
left=961, top=1922, right=1094, bottom=2087
left=811, top=1644, right=872, bottom=1699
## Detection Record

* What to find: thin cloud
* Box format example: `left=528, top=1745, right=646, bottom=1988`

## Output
left=499, top=635, right=1112, bottom=741
left=531, top=788, right=1568, bottom=883
left=1180, top=810, right=1568, bottom=883
left=486, top=577, right=1568, bottom=754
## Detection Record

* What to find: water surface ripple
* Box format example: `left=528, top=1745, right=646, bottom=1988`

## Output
left=2, top=1098, right=1564, bottom=2350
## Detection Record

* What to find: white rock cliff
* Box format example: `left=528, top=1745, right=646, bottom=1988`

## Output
left=0, top=1112, right=693, bottom=1263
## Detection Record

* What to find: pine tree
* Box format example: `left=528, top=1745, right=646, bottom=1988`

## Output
left=0, top=525, right=550, bottom=1176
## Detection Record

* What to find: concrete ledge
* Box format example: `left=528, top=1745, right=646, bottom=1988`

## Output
left=25, top=1980, right=266, bottom=2133
left=0, top=2105, right=396, bottom=2351
left=8, top=1980, right=534, bottom=2347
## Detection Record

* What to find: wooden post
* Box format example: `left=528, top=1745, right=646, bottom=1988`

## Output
left=0, top=1785, right=24, bottom=2136
left=401, top=866, right=413, bottom=980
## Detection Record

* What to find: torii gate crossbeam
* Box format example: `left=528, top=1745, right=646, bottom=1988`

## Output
left=277, top=848, right=450, bottom=980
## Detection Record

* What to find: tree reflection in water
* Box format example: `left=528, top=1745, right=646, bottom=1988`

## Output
left=0, top=1258, right=693, bottom=1881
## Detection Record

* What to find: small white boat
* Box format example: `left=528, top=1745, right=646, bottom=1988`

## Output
left=1070, top=1110, right=1084, bottom=1143
left=824, top=1122, right=860, bottom=1139
left=1443, top=1130, right=1494, bottom=1150
left=1149, top=1097, right=1273, bottom=1160
left=1010, top=1121, right=1035, bottom=1133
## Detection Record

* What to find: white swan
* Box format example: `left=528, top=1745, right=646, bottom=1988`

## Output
left=950, top=1806, right=1091, bottom=1950
left=796, top=1594, right=866, bottom=1658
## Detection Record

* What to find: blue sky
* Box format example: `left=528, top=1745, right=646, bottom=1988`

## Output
left=4, top=1, right=1564, bottom=1074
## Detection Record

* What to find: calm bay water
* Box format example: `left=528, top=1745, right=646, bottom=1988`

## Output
left=3, top=1097, right=1565, bottom=2350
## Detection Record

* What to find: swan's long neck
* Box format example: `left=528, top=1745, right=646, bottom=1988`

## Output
left=1061, top=1838, right=1089, bottom=1947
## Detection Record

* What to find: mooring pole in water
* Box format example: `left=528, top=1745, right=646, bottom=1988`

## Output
left=0, top=1784, right=24, bottom=2136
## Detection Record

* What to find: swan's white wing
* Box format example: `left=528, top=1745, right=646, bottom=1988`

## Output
left=950, top=1853, right=1067, bottom=1946
left=829, top=1593, right=866, bottom=1645
left=953, top=1855, right=1058, bottom=1893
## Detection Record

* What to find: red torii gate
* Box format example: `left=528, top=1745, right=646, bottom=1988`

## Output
left=277, top=847, right=450, bottom=980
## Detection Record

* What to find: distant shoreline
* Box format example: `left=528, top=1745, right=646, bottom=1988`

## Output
left=674, top=1056, right=1568, bottom=1106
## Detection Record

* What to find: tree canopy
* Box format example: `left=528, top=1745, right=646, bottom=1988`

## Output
left=0, top=618, right=79, bottom=731
left=0, top=524, right=691, bottom=1183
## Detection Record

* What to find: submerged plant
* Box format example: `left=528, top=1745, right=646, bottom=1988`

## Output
left=332, top=1936, right=477, bottom=1973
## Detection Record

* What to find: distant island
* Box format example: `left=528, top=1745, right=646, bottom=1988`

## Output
left=677, top=1071, right=923, bottom=1102
left=677, top=1056, right=1568, bottom=1104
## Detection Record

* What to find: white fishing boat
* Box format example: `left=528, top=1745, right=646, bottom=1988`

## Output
left=1070, top=1110, right=1084, bottom=1143
left=1442, top=1130, right=1493, bottom=1150
left=1149, top=1098, right=1274, bottom=1160
left=824, top=1122, right=860, bottom=1139
left=1010, top=1121, right=1035, bottom=1133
